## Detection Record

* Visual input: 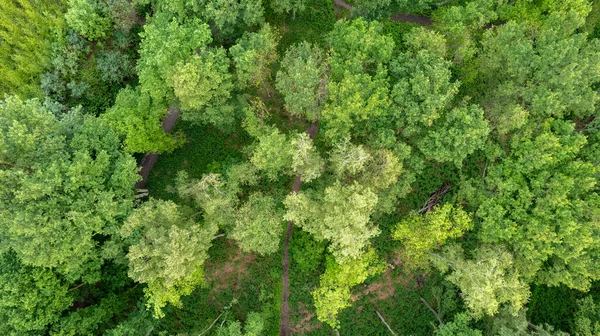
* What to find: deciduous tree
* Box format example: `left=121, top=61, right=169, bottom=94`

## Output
left=120, top=199, right=218, bottom=317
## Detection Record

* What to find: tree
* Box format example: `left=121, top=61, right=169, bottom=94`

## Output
left=0, top=252, right=73, bottom=335
left=435, top=313, right=482, bottom=336
left=230, top=23, right=279, bottom=90
left=216, top=312, right=266, bottom=336
left=389, top=28, right=458, bottom=136
left=276, top=42, right=328, bottom=121
left=477, top=120, right=600, bottom=290
left=271, top=0, right=306, bottom=19
left=474, top=13, right=600, bottom=125
left=322, top=71, right=391, bottom=141
left=137, top=12, right=212, bottom=104
left=231, top=193, right=284, bottom=255
left=490, top=307, right=568, bottom=336
left=102, top=86, right=183, bottom=154
left=284, top=182, right=380, bottom=262
left=0, top=97, right=139, bottom=282
left=65, top=0, right=112, bottom=40
left=250, top=128, right=294, bottom=180
left=313, top=249, right=386, bottom=328
left=573, top=296, right=600, bottom=336
left=431, top=244, right=530, bottom=319
left=167, top=47, right=235, bottom=128
left=202, top=0, right=264, bottom=39
left=393, top=203, right=473, bottom=269
left=136, top=0, right=264, bottom=39
left=416, top=104, right=489, bottom=166
left=290, top=132, right=324, bottom=182
left=0, top=0, right=65, bottom=98
left=327, top=18, right=394, bottom=78
left=120, top=199, right=218, bottom=317
left=329, top=137, right=371, bottom=179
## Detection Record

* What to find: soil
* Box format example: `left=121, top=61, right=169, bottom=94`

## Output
left=204, top=247, right=257, bottom=302
left=280, top=122, right=319, bottom=336
left=291, top=303, right=323, bottom=334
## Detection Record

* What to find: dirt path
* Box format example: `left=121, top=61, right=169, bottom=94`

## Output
left=280, top=122, right=319, bottom=336
left=135, top=107, right=180, bottom=189
left=333, top=0, right=432, bottom=25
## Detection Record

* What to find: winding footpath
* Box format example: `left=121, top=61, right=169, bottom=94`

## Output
left=134, top=2, right=432, bottom=333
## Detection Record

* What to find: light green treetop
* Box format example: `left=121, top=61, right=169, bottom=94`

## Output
left=167, top=47, right=235, bottom=128
left=121, top=198, right=218, bottom=317
left=276, top=42, right=328, bottom=121
left=284, top=182, right=380, bottom=262
left=393, top=203, right=473, bottom=269
left=432, top=244, right=530, bottom=319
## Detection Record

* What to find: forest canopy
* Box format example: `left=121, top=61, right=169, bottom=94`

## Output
left=1, top=0, right=600, bottom=335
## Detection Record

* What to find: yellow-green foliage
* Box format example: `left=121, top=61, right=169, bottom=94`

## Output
left=313, top=248, right=386, bottom=328
left=393, top=203, right=473, bottom=269
left=0, top=0, right=66, bottom=98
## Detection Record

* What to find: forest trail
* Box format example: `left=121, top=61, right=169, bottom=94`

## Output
left=333, top=0, right=432, bottom=25
left=280, top=122, right=319, bottom=336
left=135, top=107, right=180, bottom=189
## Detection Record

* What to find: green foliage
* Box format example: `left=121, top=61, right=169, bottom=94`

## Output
left=491, top=307, right=568, bottom=336
left=66, top=0, right=112, bottom=40
left=351, top=0, right=393, bottom=19
left=573, top=296, right=600, bottom=336
left=477, top=120, right=600, bottom=290
left=232, top=193, right=284, bottom=255
left=137, top=13, right=212, bottom=104
left=329, top=137, right=371, bottom=178
left=168, top=47, right=235, bottom=128
left=230, top=23, right=279, bottom=89
left=250, top=128, right=294, bottom=180
left=432, top=244, right=530, bottom=319
left=327, top=17, right=394, bottom=78
left=436, top=313, right=482, bottom=336
left=0, top=252, right=73, bottom=335
left=50, top=293, right=128, bottom=336
left=475, top=14, right=600, bottom=124
left=271, top=0, right=307, bottom=18
left=393, top=203, right=473, bottom=269
left=103, top=86, right=183, bottom=154
left=120, top=198, right=218, bottom=317
left=284, top=182, right=380, bottom=262
left=0, top=97, right=139, bottom=282
left=290, top=132, right=324, bottom=182
left=96, top=49, right=135, bottom=83
left=0, top=0, right=65, bottom=98
left=290, top=229, right=326, bottom=274
left=390, top=28, right=458, bottom=136
left=416, top=104, right=490, bottom=166
left=275, top=42, right=328, bottom=121
left=216, top=312, right=266, bottom=336
left=312, top=248, right=386, bottom=328
left=322, top=70, right=391, bottom=140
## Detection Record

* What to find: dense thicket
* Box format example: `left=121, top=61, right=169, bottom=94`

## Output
left=1, top=0, right=600, bottom=334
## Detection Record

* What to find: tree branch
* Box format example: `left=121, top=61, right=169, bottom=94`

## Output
left=420, top=297, right=443, bottom=325
left=68, top=283, right=85, bottom=292
left=376, top=310, right=399, bottom=336
left=199, top=312, right=225, bottom=336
